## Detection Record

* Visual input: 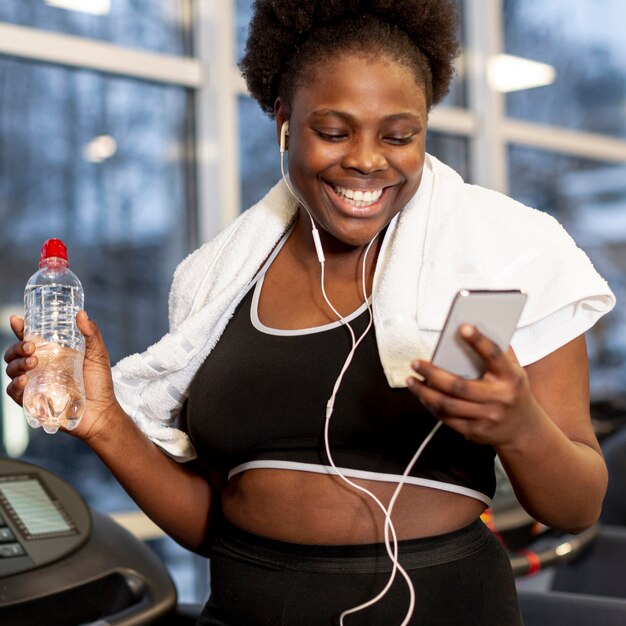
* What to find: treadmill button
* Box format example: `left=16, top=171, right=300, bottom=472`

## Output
left=0, top=543, right=25, bottom=558
left=0, top=527, right=16, bottom=542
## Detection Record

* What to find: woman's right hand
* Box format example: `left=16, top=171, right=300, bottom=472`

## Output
left=4, top=316, right=36, bottom=407
left=4, top=312, right=123, bottom=442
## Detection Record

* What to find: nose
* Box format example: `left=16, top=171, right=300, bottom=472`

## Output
left=341, top=135, right=388, bottom=174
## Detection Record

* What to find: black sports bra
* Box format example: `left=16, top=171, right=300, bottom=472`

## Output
left=185, top=248, right=496, bottom=506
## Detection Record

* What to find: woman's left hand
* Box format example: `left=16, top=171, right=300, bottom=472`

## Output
left=406, top=324, right=542, bottom=448
left=408, top=328, right=606, bottom=532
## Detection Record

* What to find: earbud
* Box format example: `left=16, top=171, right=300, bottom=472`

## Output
left=278, top=119, right=325, bottom=264
left=280, top=121, right=290, bottom=154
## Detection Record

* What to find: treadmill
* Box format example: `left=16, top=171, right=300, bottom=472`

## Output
left=0, top=457, right=177, bottom=626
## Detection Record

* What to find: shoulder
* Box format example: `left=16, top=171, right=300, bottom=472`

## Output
left=167, top=180, right=298, bottom=327
left=166, top=212, right=245, bottom=326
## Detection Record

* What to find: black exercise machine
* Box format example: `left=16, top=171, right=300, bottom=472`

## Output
left=0, top=457, right=176, bottom=626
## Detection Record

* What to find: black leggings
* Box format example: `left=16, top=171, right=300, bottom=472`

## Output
left=197, top=518, right=523, bottom=626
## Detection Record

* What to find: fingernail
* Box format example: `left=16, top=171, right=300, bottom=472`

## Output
left=26, top=357, right=36, bottom=367
left=459, top=324, right=474, bottom=338
left=83, top=310, right=90, bottom=321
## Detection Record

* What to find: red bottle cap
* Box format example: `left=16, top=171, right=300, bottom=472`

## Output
left=39, top=238, right=68, bottom=267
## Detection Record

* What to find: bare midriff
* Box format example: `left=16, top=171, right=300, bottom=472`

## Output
left=220, top=469, right=486, bottom=545
left=230, top=237, right=487, bottom=544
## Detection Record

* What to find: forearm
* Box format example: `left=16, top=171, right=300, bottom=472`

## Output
left=84, top=404, right=215, bottom=552
left=497, top=409, right=608, bottom=533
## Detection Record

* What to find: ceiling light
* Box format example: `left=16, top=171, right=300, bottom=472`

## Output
left=45, top=0, right=111, bottom=16
left=488, top=54, right=557, bottom=93
left=84, top=135, right=117, bottom=163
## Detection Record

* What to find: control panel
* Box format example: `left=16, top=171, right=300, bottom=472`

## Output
left=0, top=458, right=90, bottom=577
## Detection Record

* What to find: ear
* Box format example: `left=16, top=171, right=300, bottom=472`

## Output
left=274, top=98, right=289, bottom=152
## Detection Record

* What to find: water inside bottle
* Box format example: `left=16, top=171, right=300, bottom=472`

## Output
left=22, top=340, right=85, bottom=434
left=24, top=283, right=84, bottom=351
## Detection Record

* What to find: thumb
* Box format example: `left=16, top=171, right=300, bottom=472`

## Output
left=9, top=315, right=25, bottom=341
left=77, top=311, right=111, bottom=366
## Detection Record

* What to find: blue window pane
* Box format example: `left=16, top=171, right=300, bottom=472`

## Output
left=427, top=132, right=470, bottom=182
left=235, top=0, right=253, bottom=64
left=508, top=145, right=626, bottom=399
left=504, top=0, right=626, bottom=139
left=238, top=95, right=280, bottom=210
left=444, top=0, right=467, bottom=108
left=0, top=0, right=192, bottom=56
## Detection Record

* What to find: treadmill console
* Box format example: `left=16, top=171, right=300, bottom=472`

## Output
left=0, top=458, right=90, bottom=577
left=0, top=457, right=177, bottom=625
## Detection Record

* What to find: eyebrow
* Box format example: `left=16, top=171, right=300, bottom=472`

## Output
left=311, top=109, right=421, bottom=123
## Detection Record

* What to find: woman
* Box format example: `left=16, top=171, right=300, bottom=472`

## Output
left=4, top=1, right=615, bottom=624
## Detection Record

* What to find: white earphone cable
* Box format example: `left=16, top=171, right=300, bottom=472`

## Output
left=319, top=246, right=416, bottom=626
left=279, top=131, right=441, bottom=625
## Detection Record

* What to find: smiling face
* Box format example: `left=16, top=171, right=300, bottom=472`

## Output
left=276, top=52, right=428, bottom=249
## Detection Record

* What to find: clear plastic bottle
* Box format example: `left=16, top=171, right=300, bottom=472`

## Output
left=23, top=239, right=86, bottom=434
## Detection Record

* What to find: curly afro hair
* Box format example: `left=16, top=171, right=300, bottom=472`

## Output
left=240, top=0, right=461, bottom=117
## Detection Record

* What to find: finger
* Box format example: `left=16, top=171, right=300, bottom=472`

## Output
left=9, top=315, right=24, bottom=341
left=459, top=325, right=511, bottom=376
left=5, top=354, right=38, bottom=379
left=77, top=311, right=111, bottom=367
left=4, top=339, right=36, bottom=365
left=6, top=374, right=28, bottom=406
left=505, top=347, right=520, bottom=367
left=412, top=359, right=503, bottom=403
left=433, top=416, right=481, bottom=442
left=406, top=377, right=494, bottom=420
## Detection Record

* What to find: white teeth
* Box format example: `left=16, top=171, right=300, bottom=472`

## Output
left=334, top=185, right=383, bottom=208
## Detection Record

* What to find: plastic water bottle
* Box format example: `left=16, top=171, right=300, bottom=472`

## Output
left=22, top=239, right=86, bottom=434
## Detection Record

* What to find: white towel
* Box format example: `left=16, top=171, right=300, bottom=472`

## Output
left=112, top=154, right=615, bottom=461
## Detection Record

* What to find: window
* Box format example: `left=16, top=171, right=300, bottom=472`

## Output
left=504, top=0, right=626, bottom=139
left=0, top=0, right=193, bottom=55
left=0, top=2, right=205, bottom=605
left=502, top=0, right=626, bottom=403
left=508, top=147, right=626, bottom=399
left=427, top=132, right=470, bottom=181
left=0, top=58, right=190, bottom=365
left=238, top=94, right=280, bottom=210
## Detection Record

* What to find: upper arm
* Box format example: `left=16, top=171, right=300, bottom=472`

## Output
left=521, top=333, right=601, bottom=454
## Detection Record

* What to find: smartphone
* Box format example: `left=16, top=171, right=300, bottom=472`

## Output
left=431, top=289, right=527, bottom=379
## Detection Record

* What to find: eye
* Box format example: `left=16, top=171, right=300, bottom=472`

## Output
left=383, top=134, right=416, bottom=146
left=314, top=130, right=348, bottom=142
